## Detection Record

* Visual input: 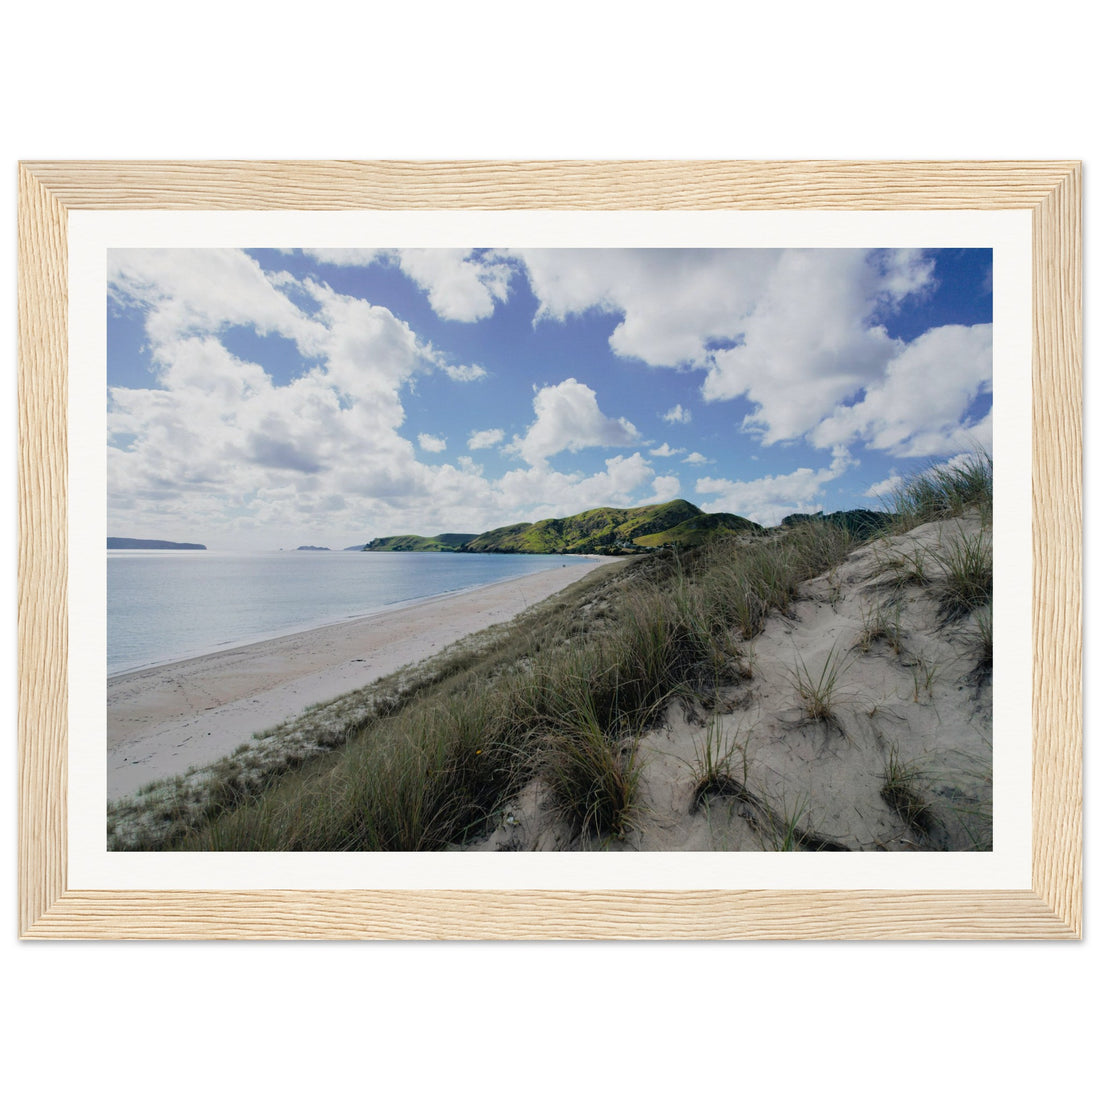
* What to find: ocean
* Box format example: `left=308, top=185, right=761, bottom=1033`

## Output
left=106, top=550, right=589, bottom=675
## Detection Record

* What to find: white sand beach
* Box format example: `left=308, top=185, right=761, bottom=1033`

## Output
left=108, top=559, right=612, bottom=800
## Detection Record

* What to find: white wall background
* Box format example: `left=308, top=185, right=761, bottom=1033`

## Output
left=3, top=4, right=1092, bottom=1096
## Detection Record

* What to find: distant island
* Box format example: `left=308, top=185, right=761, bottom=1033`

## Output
left=108, top=537, right=206, bottom=550
left=294, top=545, right=331, bottom=551
left=363, top=500, right=765, bottom=556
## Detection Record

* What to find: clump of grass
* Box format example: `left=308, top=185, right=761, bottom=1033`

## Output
left=909, top=654, right=939, bottom=704
left=689, top=716, right=749, bottom=812
left=876, top=544, right=931, bottom=590
left=540, top=688, right=643, bottom=839
left=971, top=605, right=993, bottom=677
left=880, top=746, right=939, bottom=840
left=931, top=527, right=992, bottom=622
left=854, top=600, right=904, bottom=655
left=789, top=642, right=852, bottom=727
left=888, top=449, right=992, bottom=530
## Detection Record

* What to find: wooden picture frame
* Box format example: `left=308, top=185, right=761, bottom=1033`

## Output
left=17, top=160, right=1081, bottom=939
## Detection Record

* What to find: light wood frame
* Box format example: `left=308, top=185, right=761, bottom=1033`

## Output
left=17, top=160, right=1081, bottom=939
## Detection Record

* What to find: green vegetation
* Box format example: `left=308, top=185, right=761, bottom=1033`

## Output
left=931, top=526, right=993, bottom=622
left=364, top=532, right=476, bottom=552
left=887, top=448, right=993, bottom=531
left=363, top=499, right=763, bottom=556
left=462, top=499, right=713, bottom=554
left=781, top=508, right=891, bottom=539
left=880, top=746, right=939, bottom=840
left=788, top=641, right=852, bottom=727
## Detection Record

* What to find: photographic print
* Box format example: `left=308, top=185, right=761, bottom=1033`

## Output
left=105, top=245, right=996, bottom=856
left=19, top=161, right=1080, bottom=938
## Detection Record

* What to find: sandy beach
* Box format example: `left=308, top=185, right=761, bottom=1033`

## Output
left=108, top=558, right=612, bottom=800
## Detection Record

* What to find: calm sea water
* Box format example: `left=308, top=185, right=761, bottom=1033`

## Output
left=107, top=550, right=587, bottom=675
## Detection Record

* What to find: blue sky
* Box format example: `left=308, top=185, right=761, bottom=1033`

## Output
left=107, top=247, right=992, bottom=551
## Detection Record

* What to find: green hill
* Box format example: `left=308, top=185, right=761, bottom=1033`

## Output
left=363, top=500, right=760, bottom=556
left=780, top=509, right=892, bottom=539
left=632, top=511, right=763, bottom=548
left=364, top=532, right=477, bottom=552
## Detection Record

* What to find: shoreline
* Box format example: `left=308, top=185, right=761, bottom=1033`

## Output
left=108, top=552, right=607, bottom=678
left=108, top=556, right=616, bottom=800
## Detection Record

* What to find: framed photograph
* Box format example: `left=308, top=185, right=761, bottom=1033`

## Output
left=18, top=160, right=1081, bottom=939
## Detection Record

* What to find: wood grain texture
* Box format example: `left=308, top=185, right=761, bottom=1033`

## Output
left=16, top=160, right=1082, bottom=939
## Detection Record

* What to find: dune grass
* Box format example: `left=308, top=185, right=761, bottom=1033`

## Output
left=888, top=448, right=992, bottom=531
left=789, top=641, right=852, bottom=727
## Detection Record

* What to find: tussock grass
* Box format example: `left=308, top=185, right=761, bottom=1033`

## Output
left=854, top=600, right=904, bottom=655
left=888, top=449, right=992, bottom=531
left=931, top=527, right=992, bottom=622
left=689, top=716, right=749, bottom=812
left=880, top=746, right=940, bottom=840
left=789, top=641, right=852, bottom=727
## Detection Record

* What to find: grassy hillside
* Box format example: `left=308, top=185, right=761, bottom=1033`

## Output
left=632, top=511, right=763, bottom=549
left=364, top=533, right=477, bottom=552
left=780, top=508, right=892, bottom=539
left=463, top=499, right=710, bottom=554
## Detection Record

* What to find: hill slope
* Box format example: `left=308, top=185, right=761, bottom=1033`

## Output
left=461, top=499, right=714, bottom=554
left=365, top=533, right=479, bottom=552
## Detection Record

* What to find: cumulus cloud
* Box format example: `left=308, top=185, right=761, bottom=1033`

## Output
left=509, top=378, right=641, bottom=465
left=648, top=475, right=682, bottom=502
left=509, top=248, right=951, bottom=449
left=810, top=324, right=993, bottom=457
left=682, top=452, right=710, bottom=465
left=694, top=450, right=854, bottom=526
left=302, top=248, right=513, bottom=324
left=649, top=442, right=684, bottom=457
left=418, top=433, right=447, bottom=453
left=496, top=452, right=654, bottom=518
left=468, top=428, right=505, bottom=450
left=662, top=404, right=692, bottom=424
left=440, top=362, right=488, bottom=382
left=865, top=474, right=904, bottom=500
left=109, top=249, right=327, bottom=353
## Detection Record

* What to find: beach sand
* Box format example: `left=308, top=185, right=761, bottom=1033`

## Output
left=108, top=558, right=613, bottom=800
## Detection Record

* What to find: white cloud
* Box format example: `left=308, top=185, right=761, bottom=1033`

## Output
left=865, top=474, right=904, bottom=500
left=682, top=452, right=709, bottom=465
left=694, top=451, right=853, bottom=526
left=509, top=378, right=641, bottom=465
left=301, top=248, right=513, bottom=324
left=648, top=475, right=682, bottom=502
left=109, top=249, right=327, bottom=353
left=649, top=442, right=684, bottom=457
left=510, top=248, right=942, bottom=448
left=496, top=452, right=654, bottom=519
left=440, top=362, right=487, bottom=382
left=395, top=249, right=512, bottom=322
left=811, top=324, right=993, bottom=457
left=468, top=428, right=505, bottom=450
left=662, top=404, right=692, bottom=424
left=418, top=433, right=447, bottom=453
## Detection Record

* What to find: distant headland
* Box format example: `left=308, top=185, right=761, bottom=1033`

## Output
left=108, top=537, right=206, bottom=550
